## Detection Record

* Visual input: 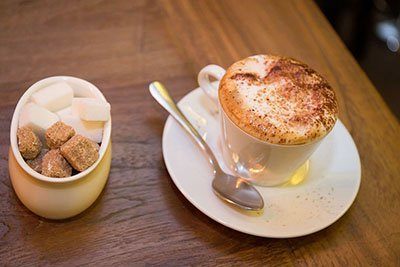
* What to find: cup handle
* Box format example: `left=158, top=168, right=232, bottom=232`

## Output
left=198, top=64, right=226, bottom=105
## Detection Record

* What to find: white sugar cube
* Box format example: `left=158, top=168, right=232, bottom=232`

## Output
left=72, top=98, right=110, bottom=121
left=56, top=106, right=78, bottom=117
left=19, top=103, right=59, bottom=137
left=57, top=109, right=104, bottom=143
left=31, top=82, right=73, bottom=112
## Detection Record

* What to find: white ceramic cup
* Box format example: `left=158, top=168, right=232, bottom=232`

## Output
left=9, top=76, right=112, bottom=219
left=198, top=65, right=334, bottom=186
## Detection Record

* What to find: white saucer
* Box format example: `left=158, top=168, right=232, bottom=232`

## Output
left=162, top=87, right=361, bottom=238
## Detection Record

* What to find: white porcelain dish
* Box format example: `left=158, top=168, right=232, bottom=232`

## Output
left=162, top=87, right=361, bottom=238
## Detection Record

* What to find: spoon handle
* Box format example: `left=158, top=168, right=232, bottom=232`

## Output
left=149, top=81, right=219, bottom=171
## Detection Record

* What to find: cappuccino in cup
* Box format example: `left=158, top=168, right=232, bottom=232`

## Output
left=198, top=55, right=338, bottom=186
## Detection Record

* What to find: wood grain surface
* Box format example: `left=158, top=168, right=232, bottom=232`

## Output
left=0, top=0, right=399, bottom=265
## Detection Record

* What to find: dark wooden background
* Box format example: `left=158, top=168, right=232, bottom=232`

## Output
left=0, top=0, right=399, bottom=265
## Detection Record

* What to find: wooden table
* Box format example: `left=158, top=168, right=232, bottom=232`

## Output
left=1, top=0, right=399, bottom=265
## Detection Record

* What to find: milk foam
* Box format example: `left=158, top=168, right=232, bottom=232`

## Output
left=219, top=55, right=338, bottom=145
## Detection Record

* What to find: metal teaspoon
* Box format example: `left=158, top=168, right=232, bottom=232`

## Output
left=149, top=81, right=264, bottom=211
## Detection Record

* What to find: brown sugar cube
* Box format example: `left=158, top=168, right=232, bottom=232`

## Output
left=60, top=135, right=99, bottom=172
left=17, top=127, right=42, bottom=159
left=45, top=121, right=75, bottom=149
left=41, top=149, right=72, bottom=178
left=26, top=149, right=48, bottom=173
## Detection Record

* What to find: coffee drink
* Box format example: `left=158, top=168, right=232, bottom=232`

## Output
left=218, top=55, right=338, bottom=145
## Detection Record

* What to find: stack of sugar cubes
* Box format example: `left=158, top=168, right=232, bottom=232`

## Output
left=17, top=82, right=110, bottom=178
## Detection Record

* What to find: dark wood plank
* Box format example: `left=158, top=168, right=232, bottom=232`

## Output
left=0, top=0, right=399, bottom=265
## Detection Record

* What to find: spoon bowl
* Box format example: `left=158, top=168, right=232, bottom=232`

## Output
left=212, top=172, right=264, bottom=210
